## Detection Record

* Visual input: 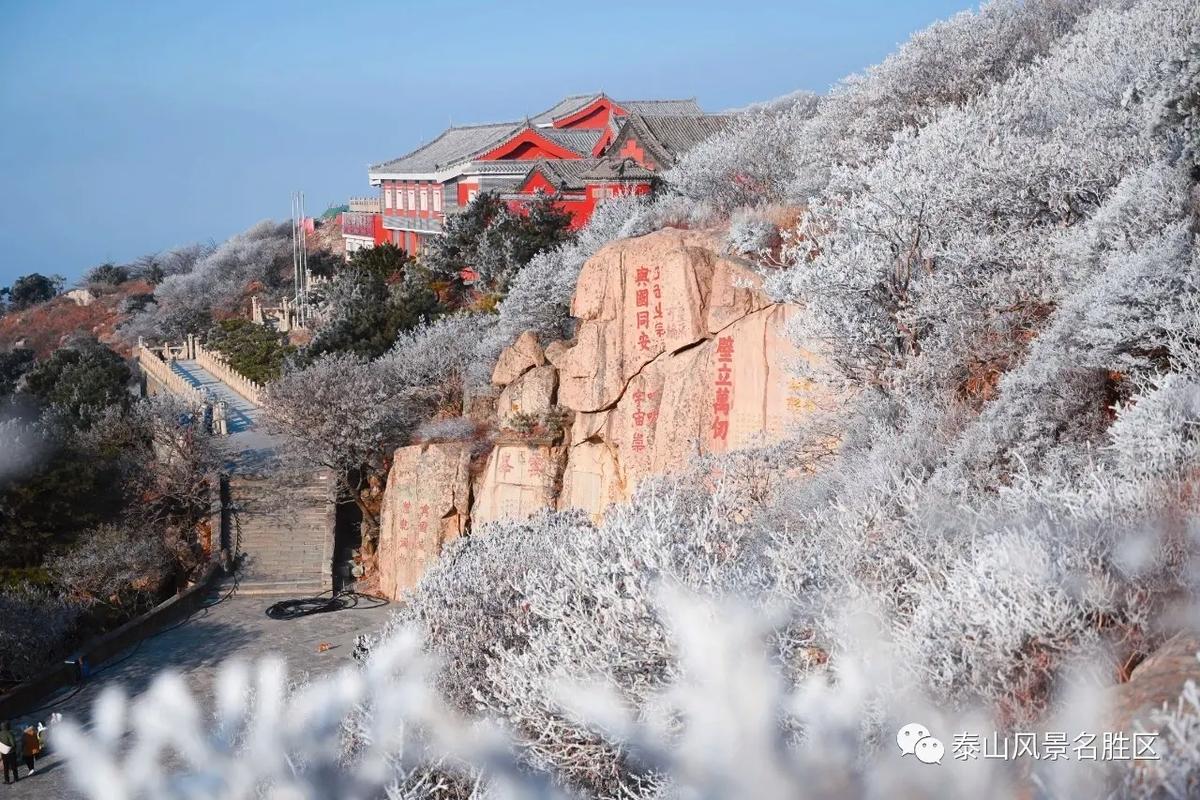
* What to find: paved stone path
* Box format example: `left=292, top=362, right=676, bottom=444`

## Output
left=172, top=358, right=259, bottom=433
left=1, top=349, right=380, bottom=796
left=4, top=582, right=391, bottom=799
left=170, top=359, right=286, bottom=470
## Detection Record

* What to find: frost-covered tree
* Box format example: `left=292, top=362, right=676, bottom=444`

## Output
left=266, top=315, right=479, bottom=543
left=49, top=522, right=173, bottom=612
left=122, top=221, right=293, bottom=342
left=53, top=1, right=1200, bottom=797
left=0, top=587, right=81, bottom=683
left=668, top=94, right=820, bottom=213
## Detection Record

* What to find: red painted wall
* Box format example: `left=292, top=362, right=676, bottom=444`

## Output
left=511, top=170, right=652, bottom=230
left=618, top=138, right=655, bottom=169
left=458, top=181, right=480, bottom=206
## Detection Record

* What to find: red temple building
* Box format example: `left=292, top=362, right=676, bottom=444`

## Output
left=364, top=93, right=735, bottom=253
left=504, top=112, right=740, bottom=226
left=339, top=196, right=387, bottom=258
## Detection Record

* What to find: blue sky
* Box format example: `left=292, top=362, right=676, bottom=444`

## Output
left=0, top=0, right=978, bottom=286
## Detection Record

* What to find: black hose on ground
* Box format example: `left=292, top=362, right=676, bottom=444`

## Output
left=264, top=589, right=388, bottom=621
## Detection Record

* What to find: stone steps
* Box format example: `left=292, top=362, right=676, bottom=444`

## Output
left=234, top=579, right=331, bottom=597
left=227, top=472, right=334, bottom=596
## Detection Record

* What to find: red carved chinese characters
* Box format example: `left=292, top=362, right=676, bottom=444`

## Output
left=712, top=335, right=734, bottom=442
left=634, top=265, right=665, bottom=352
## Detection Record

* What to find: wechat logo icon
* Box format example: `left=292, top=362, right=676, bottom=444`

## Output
left=898, top=722, right=944, bottom=765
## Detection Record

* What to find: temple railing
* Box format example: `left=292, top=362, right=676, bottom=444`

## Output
left=347, top=197, right=380, bottom=213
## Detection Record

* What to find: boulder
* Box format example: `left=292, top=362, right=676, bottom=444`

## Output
left=706, top=252, right=773, bottom=333
left=491, top=330, right=545, bottom=387
left=544, top=339, right=571, bottom=368
left=497, top=365, right=557, bottom=422
left=376, top=442, right=471, bottom=599
left=558, top=439, right=625, bottom=519
left=66, top=288, right=96, bottom=307
left=1111, top=631, right=1200, bottom=733
left=472, top=442, right=564, bottom=526
left=382, top=227, right=831, bottom=575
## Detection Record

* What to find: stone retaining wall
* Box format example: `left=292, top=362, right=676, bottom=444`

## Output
left=0, top=561, right=223, bottom=719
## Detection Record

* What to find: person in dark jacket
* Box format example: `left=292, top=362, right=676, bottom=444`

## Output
left=20, top=724, right=38, bottom=774
left=0, top=721, right=18, bottom=784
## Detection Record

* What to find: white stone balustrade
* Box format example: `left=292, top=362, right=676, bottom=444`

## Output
left=137, top=343, right=206, bottom=407
left=191, top=338, right=264, bottom=407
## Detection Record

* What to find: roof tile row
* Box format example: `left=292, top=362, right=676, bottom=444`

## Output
left=370, top=93, right=705, bottom=177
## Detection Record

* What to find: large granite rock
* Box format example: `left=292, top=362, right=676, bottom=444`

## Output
left=376, top=226, right=826, bottom=583
left=472, top=442, right=564, bottom=526
left=559, top=304, right=812, bottom=517
left=497, top=365, right=557, bottom=422
left=491, top=330, right=545, bottom=387
left=376, top=442, right=471, bottom=599
left=556, top=229, right=774, bottom=413
left=558, top=439, right=625, bottom=519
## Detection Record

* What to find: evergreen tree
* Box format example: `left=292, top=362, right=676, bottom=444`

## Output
left=0, top=349, right=34, bottom=398
left=345, top=242, right=410, bottom=282
left=205, top=318, right=295, bottom=384
left=301, top=247, right=442, bottom=363
left=22, top=338, right=131, bottom=429
left=421, top=191, right=574, bottom=303
left=3, top=273, right=63, bottom=310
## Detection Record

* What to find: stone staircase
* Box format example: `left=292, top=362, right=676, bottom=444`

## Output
left=139, top=341, right=336, bottom=596
left=227, top=471, right=335, bottom=596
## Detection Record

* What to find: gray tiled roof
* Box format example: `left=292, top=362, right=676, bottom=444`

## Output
left=619, top=113, right=739, bottom=168
left=530, top=94, right=705, bottom=126
left=462, top=160, right=535, bottom=175
left=581, top=159, right=657, bottom=182
left=523, top=158, right=604, bottom=190
left=607, top=115, right=622, bottom=141
left=620, top=98, right=704, bottom=116
left=530, top=94, right=598, bottom=125
left=541, top=127, right=605, bottom=155
left=370, top=121, right=520, bottom=173
left=370, top=95, right=712, bottom=177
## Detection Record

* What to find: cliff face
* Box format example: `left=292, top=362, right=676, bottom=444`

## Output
left=377, top=228, right=820, bottom=598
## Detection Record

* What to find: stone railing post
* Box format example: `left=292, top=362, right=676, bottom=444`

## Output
left=213, top=400, right=229, bottom=436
